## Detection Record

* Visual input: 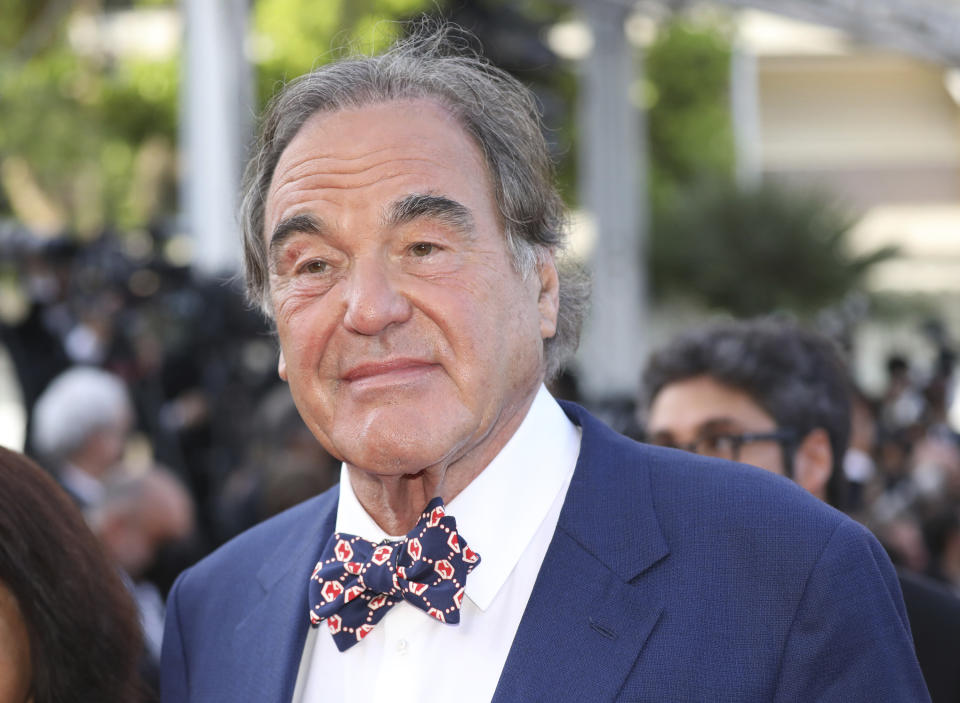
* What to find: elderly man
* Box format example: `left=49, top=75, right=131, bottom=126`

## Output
left=91, top=468, right=196, bottom=671
left=161, top=28, right=928, bottom=702
left=642, top=317, right=958, bottom=702
left=31, top=365, right=133, bottom=509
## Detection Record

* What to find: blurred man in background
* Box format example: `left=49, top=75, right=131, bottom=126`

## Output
left=30, top=365, right=133, bottom=508
left=641, top=317, right=960, bottom=702
left=642, top=317, right=848, bottom=505
left=89, top=466, right=196, bottom=694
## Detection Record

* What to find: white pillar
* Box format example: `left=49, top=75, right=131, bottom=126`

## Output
left=180, top=0, right=251, bottom=276
left=731, top=43, right=762, bottom=189
left=576, top=1, right=649, bottom=400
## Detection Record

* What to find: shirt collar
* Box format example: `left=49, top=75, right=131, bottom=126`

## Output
left=334, top=384, right=581, bottom=611
left=60, top=462, right=105, bottom=507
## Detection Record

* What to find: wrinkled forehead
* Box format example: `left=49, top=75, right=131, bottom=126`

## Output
left=264, top=97, right=498, bottom=234
left=647, top=374, right=776, bottom=433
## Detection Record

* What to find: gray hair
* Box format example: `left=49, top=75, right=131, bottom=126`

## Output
left=239, top=22, right=588, bottom=379
left=31, top=366, right=131, bottom=461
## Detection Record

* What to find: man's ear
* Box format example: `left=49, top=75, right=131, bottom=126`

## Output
left=793, top=428, right=833, bottom=502
left=278, top=349, right=288, bottom=382
left=536, top=252, right=560, bottom=340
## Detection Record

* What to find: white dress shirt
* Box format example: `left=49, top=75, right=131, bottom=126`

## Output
left=292, top=385, right=581, bottom=703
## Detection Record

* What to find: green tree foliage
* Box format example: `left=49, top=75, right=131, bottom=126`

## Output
left=646, top=18, right=735, bottom=208
left=651, top=179, right=897, bottom=316
left=252, top=0, right=432, bottom=108
left=0, top=0, right=178, bottom=234
left=0, top=0, right=431, bottom=235
left=644, top=15, right=893, bottom=316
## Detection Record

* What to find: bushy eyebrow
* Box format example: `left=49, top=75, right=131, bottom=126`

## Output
left=384, top=193, right=474, bottom=235
left=696, top=418, right=748, bottom=434
left=268, top=213, right=326, bottom=262
left=267, top=194, right=474, bottom=267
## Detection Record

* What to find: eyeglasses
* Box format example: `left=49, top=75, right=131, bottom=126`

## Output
left=650, top=429, right=798, bottom=463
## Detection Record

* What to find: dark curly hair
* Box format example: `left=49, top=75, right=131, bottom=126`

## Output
left=641, top=317, right=851, bottom=508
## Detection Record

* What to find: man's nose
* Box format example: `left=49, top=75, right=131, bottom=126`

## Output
left=342, top=258, right=412, bottom=335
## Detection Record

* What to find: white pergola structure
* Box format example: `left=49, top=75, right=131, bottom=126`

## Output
left=715, top=0, right=960, bottom=66
left=572, top=0, right=960, bottom=401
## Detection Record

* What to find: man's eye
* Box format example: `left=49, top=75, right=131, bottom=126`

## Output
left=701, top=435, right=733, bottom=453
left=410, top=242, right=435, bottom=257
left=302, top=260, right=328, bottom=274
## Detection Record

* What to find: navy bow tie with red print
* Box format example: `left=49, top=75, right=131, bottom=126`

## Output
left=308, top=497, right=481, bottom=651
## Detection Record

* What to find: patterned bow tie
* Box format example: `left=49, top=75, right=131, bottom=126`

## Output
left=308, top=497, right=481, bottom=651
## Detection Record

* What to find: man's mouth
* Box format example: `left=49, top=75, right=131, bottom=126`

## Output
left=341, top=359, right=439, bottom=389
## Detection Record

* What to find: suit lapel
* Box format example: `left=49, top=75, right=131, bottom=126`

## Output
left=493, top=403, right=669, bottom=702
left=232, top=489, right=339, bottom=701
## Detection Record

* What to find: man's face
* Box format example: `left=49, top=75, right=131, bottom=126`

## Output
left=645, top=375, right=787, bottom=474
left=264, top=98, right=558, bottom=477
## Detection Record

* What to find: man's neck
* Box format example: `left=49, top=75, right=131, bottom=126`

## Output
left=345, top=389, right=539, bottom=535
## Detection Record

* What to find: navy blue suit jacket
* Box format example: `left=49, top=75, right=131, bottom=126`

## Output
left=161, top=402, right=929, bottom=701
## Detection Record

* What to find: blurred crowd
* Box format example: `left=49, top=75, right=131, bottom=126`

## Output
left=0, top=224, right=341, bottom=539
left=851, top=348, right=960, bottom=593
left=0, top=226, right=340, bottom=699
left=2, top=225, right=960, bottom=698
